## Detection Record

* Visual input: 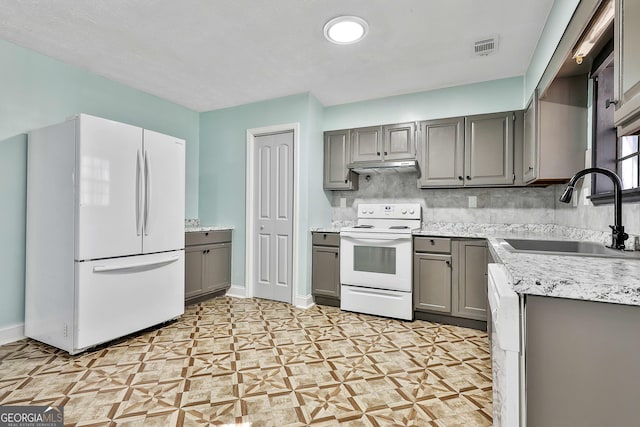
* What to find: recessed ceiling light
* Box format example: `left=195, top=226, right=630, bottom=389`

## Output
left=323, top=16, right=368, bottom=45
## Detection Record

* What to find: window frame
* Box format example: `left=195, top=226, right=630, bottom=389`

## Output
left=589, top=40, right=640, bottom=205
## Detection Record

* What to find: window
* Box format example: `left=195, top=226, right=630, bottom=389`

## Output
left=590, top=41, right=640, bottom=204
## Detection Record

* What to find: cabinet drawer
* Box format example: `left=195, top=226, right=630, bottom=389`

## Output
left=414, top=237, right=451, bottom=253
left=312, top=232, right=340, bottom=247
left=186, top=230, right=232, bottom=246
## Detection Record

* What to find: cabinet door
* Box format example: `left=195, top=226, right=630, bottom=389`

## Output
left=452, top=240, right=487, bottom=321
left=185, top=246, right=204, bottom=299
left=464, top=112, right=515, bottom=186
left=312, top=246, right=340, bottom=299
left=418, top=118, right=465, bottom=187
left=523, top=97, right=538, bottom=183
left=383, top=122, right=416, bottom=161
left=413, top=253, right=452, bottom=313
left=351, top=126, right=382, bottom=163
left=614, top=0, right=640, bottom=133
left=324, top=130, right=358, bottom=190
left=203, top=243, right=231, bottom=293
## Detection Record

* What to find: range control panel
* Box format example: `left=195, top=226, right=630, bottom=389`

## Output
left=357, top=203, right=421, bottom=220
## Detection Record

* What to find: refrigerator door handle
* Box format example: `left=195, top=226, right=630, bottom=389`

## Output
left=143, top=150, right=150, bottom=236
left=136, top=150, right=143, bottom=236
left=93, top=255, right=180, bottom=273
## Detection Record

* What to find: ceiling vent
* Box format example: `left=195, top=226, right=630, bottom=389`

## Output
left=474, top=37, right=499, bottom=56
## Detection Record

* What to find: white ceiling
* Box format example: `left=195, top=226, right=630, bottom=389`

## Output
left=0, top=0, right=555, bottom=112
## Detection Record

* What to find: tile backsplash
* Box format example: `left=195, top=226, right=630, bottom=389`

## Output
left=331, top=172, right=556, bottom=225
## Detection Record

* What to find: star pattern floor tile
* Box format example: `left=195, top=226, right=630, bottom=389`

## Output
left=0, top=297, right=492, bottom=426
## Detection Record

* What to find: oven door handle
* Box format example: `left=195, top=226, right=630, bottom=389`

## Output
left=341, top=232, right=411, bottom=243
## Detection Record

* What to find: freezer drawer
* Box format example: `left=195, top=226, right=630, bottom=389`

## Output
left=74, top=251, right=184, bottom=352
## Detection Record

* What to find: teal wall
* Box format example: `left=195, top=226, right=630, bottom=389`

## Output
left=0, top=39, right=199, bottom=330
left=525, top=0, right=581, bottom=101
left=324, top=77, right=525, bottom=130
left=199, top=93, right=331, bottom=296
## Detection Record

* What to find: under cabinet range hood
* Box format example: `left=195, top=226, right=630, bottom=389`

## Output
left=348, top=159, right=419, bottom=174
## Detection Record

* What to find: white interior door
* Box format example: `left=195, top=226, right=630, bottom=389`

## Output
left=76, top=114, right=143, bottom=261
left=142, top=129, right=185, bottom=254
left=253, top=131, right=294, bottom=303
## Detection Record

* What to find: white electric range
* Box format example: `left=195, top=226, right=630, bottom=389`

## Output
left=340, top=203, right=421, bottom=320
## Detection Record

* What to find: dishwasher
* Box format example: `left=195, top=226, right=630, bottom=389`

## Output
left=488, top=263, right=523, bottom=427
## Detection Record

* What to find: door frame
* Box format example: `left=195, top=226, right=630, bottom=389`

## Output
left=245, top=123, right=300, bottom=304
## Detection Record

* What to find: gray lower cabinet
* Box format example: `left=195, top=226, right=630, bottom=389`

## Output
left=311, top=232, right=340, bottom=305
left=452, top=240, right=487, bottom=321
left=414, top=252, right=452, bottom=313
left=413, top=237, right=487, bottom=323
left=324, top=130, right=358, bottom=190
left=185, top=230, right=232, bottom=302
left=525, top=295, right=640, bottom=426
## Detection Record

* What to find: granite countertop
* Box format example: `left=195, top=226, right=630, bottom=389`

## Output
left=315, top=222, right=640, bottom=307
left=185, top=226, right=234, bottom=232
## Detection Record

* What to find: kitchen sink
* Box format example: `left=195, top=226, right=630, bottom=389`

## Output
left=497, top=238, right=640, bottom=259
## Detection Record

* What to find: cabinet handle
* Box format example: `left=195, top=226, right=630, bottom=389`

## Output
left=528, top=166, right=534, bottom=170
left=335, top=252, right=339, bottom=258
left=466, top=175, right=471, bottom=180
left=377, top=151, right=381, bottom=156
left=384, top=151, right=388, bottom=156
left=445, top=260, right=451, bottom=266
left=205, top=232, right=209, bottom=236
left=344, top=179, right=348, bottom=183
left=606, top=99, right=618, bottom=109
left=430, top=239, right=435, bottom=245
left=458, top=176, right=463, bottom=181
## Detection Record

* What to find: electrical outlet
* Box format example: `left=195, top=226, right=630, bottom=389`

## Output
left=340, top=197, right=346, bottom=208
left=468, top=196, right=477, bottom=208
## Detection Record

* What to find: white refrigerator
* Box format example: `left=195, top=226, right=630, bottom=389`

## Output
left=25, top=114, right=185, bottom=354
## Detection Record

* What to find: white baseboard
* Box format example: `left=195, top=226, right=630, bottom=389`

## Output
left=225, top=285, right=247, bottom=299
left=0, top=323, right=25, bottom=345
left=295, top=294, right=315, bottom=309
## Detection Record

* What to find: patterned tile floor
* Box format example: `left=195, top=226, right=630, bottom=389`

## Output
left=0, top=297, right=492, bottom=426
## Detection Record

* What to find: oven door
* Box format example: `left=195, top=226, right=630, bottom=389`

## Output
left=340, top=231, right=412, bottom=291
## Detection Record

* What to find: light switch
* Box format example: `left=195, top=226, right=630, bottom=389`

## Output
left=340, top=197, right=347, bottom=208
left=468, top=196, right=477, bottom=208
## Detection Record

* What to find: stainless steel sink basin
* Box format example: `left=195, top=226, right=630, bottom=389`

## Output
left=498, top=238, right=640, bottom=259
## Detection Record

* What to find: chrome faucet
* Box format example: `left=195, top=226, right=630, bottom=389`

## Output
left=559, top=167, right=628, bottom=250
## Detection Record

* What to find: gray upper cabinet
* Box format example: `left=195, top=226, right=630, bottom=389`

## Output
left=351, top=122, right=416, bottom=163
left=383, top=122, right=417, bottom=160
left=523, top=97, right=537, bottom=183
left=351, top=126, right=382, bottom=163
left=614, top=0, right=640, bottom=135
left=417, top=117, right=464, bottom=187
left=418, top=112, right=518, bottom=188
left=464, top=112, right=515, bottom=186
left=323, top=130, right=358, bottom=190
left=451, top=240, right=487, bottom=321
left=523, top=77, right=587, bottom=185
